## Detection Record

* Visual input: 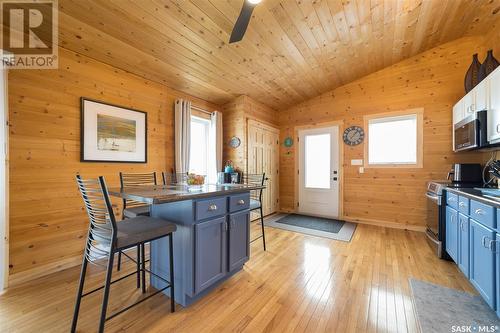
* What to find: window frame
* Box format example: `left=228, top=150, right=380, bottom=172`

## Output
left=363, top=108, right=423, bottom=169
left=189, top=115, right=211, bottom=176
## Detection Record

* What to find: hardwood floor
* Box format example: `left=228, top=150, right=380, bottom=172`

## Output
left=0, top=219, right=474, bottom=333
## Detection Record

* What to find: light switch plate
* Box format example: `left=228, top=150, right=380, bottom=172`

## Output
left=351, top=159, right=363, bottom=166
left=359, top=167, right=364, bottom=174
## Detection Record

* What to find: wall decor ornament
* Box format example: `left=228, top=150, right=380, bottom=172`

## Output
left=229, top=136, right=241, bottom=148
left=284, top=136, right=293, bottom=147
left=478, top=49, right=499, bottom=83
left=464, top=53, right=481, bottom=93
left=80, top=98, right=147, bottom=163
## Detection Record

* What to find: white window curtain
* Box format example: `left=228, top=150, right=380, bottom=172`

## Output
left=208, top=111, right=223, bottom=184
left=174, top=99, right=191, bottom=174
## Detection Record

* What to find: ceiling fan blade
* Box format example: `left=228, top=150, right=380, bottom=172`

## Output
left=229, top=1, right=256, bottom=44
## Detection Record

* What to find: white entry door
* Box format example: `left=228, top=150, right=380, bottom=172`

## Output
left=298, top=126, right=340, bottom=218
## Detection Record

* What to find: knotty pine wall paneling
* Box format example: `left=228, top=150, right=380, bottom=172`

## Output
left=279, top=36, right=490, bottom=230
left=8, top=48, right=218, bottom=284
left=222, top=95, right=279, bottom=174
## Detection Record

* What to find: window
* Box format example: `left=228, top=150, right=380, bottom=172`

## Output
left=304, top=133, right=331, bottom=189
left=364, top=109, right=423, bottom=167
left=189, top=116, right=210, bottom=175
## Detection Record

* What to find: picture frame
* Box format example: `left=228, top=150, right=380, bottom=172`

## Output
left=80, top=97, right=147, bottom=163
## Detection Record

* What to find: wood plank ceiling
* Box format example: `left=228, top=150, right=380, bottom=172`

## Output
left=57, top=0, right=500, bottom=110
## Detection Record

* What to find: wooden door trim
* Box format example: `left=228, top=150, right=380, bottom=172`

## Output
left=247, top=119, right=279, bottom=134
left=247, top=119, right=280, bottom=215
left=294, top=120, right=344, bottom=219
left=1, top=69, right=8, bottom=292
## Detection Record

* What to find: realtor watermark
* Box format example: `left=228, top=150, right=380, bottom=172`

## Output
left=0, top=0, right=58, bottom=69
left=451, top=325, right=500, bottom=332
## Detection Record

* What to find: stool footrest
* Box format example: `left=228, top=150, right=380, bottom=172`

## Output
left=106, top=284, right=172, bottom=321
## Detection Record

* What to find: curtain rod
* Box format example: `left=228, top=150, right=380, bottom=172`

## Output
left=191, top=105, right=213, bottom=115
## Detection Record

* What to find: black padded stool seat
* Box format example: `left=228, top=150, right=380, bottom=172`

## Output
left=122, top=205, right=150, bottom=219
left=116, top=217, right=177, bottom=250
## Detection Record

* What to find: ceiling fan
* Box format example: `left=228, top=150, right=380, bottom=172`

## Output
left=229, top=0, right=262, bottom=43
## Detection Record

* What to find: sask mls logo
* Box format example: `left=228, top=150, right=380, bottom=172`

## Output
left=1, top=0, right=58, bottom=69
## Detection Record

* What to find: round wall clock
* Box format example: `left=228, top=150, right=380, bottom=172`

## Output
left=343, top=126, right=365, bottom=146
left=284, top=136, right=293, bottom=147
left=229, top=136, right=241, bottom=148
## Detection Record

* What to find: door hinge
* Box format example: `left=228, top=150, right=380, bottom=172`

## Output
left=297, top=169, right=299, bottom=175
left=297, top=202, right=299, bottom=207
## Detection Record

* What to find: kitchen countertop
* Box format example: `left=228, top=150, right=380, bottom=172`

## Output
left=445, top=187, right=500, bottom=208
left=108, top=183, right=264, bottom=204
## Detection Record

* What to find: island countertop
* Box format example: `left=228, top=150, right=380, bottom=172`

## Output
left=108, top=183, right=264, bottom=204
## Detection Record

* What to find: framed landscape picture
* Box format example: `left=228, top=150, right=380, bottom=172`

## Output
left=80, top=98, right=147, bottom=163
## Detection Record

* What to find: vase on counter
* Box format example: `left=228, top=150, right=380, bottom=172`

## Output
left=478, top=49, right=500, bottom=82
left=224, top=160, right=234, bottom=173
left=464, top=53, right=481, bottom=93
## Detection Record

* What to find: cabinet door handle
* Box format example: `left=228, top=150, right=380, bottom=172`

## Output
left=475, top=208, right=485, bottom=215
left=489, top=240, right=499, bottom=253
left=208, top=204, right=218, bottom=211
left=497, top=124, right=500, bottom=134
left=224, top=221, right=228, bottom=232
left=237, top=199, right=245, bottom=205
left=482, top=236, right=490, bottom=248
left=459, top=202, right=465, bottom=207
left=460, top=220, right=466, bottom=231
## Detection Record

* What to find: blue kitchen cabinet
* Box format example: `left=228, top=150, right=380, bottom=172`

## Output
left=470, top=219, right=496, bottom=308
left=458, top=214, right=470, bottom=277
left=194, top=217, right=228, bottom=294
left=497, top=233, right=500, bottom=317
left=447, top=192, right=459, bottom=209
left=446, top=206, right=459, bottom=262
left=228, top=210, right=250, bottom=272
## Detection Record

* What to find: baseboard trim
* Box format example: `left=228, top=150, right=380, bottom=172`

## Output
left=277, top=210, right=426, bottom=232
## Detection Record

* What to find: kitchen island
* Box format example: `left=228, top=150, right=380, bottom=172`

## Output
left=109, top=183, right=262, bottom=307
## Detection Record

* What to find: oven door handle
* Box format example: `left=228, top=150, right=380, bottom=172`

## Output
left=425, top=192, right=441, bottom=205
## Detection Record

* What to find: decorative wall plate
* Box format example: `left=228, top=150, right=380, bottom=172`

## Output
left=229, top=136, right=241, bottom=148
left=343, top=126, right=364, bottom=146
left=284, top=136, right=293, bottom=147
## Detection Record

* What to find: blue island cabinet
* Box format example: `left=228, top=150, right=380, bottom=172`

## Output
left=194, top=217, right=227, bottom=294
left=149, top=193, right=251, bottom=307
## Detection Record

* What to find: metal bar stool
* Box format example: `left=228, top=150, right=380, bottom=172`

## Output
left=244, top=173, right=267, bottom=251
left=71, top=175, right=176, bottom=333
left=161, top=171, right=187, bottom=185
left=118, top=172, right=157, bottom=271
